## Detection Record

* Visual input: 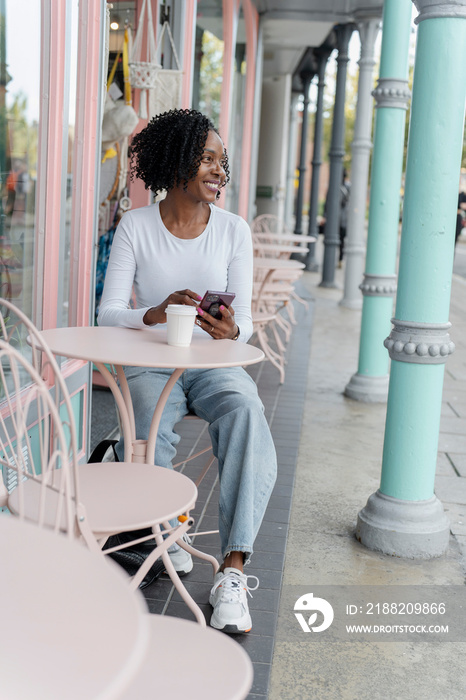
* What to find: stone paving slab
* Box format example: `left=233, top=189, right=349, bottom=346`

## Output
left=436, top=452, right=457, bottom=476
left=439, top=415, right=466, bottom=435
left=442, top=502, right=466, bottom=536
left=438, top=433, right=466, bottom=453
left=435, top=475, right=466, bottom=505
left=444, top=452, right=466, bottom=477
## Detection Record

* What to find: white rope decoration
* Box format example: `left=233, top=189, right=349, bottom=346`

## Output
left=128, top=0, right=160, bottom=118
left=148, top=21, right=183, bottom=119
left=129, top=0, right=183, bottom=119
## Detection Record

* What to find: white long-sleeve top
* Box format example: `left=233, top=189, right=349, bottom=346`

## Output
left=97, top=202, right=254, bottom=342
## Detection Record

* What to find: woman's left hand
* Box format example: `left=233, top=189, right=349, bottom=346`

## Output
left=196, top=304, right=239, bottom=340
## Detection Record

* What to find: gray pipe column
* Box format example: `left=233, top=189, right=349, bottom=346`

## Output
left=320, top=24, right=354, bottom=287
left=294, top=72, right=313, bottom=236
left=340, top=15, right=380, bottom=308
left=285, top=93, right=301, bottom=229
left=306, top=47, right=332, bottom=272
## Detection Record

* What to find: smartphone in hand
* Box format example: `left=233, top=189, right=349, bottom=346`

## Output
left=198, top=290, right=236, bottom=320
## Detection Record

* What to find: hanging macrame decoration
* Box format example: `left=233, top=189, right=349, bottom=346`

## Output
left=128, top=0, right=160, bottom=119
left=148, top=20, right=183, bottom=118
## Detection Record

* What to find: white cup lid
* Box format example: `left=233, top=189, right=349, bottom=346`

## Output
left=166, top=304, right=197, bottom=315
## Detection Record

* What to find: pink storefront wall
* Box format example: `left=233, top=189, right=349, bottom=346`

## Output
left=69, top=0, right=105, bottom=327
left=36, top=0, right=67, bottom=331
left=238, top=0, right=258, bottom=221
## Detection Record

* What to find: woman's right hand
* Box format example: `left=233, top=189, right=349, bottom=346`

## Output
left=143, top=289, right=202, bottom=326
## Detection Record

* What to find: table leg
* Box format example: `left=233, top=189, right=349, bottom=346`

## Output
left=115, top=364, right=136, bottom=439
left=145, top=367, right=184, bottom=464
left=115, top=364, right=141, bottom=462
left=94, top=361, right=135, bottom=462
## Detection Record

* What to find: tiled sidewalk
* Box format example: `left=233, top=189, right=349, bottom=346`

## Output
left=435, top=272, right=466, bottom=565
left=90, top=282, right=315, bottom=699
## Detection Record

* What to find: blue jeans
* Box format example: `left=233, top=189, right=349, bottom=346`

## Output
left=116, top=366, right=277, bottom=563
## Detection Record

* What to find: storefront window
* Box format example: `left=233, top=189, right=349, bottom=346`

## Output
left=193, top=0, right=224, bottom=127
left=0, top=0, right=40, bottom=335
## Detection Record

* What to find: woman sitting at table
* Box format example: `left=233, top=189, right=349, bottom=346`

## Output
left=98, top=108, right=277, bottom=634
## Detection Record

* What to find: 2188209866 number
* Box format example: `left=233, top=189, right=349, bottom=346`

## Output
left=365, top=602, right=446, bottom=615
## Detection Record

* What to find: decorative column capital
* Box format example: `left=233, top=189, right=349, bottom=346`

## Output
left=359, top=274, right=397, bottom=297
left=300, top=71, right=313, bottom=93
left=335, top=22, right=355, bottom=59
left=372, top=78, right=411, bottom=109
left=413, top=0, right=466, bottom=23
left=384, top=318, right=455, bottom=364
left=355, top=15, right=381, bottom=60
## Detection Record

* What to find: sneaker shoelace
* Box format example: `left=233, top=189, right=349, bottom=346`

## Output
left=211, top=571, right=260, bottom=604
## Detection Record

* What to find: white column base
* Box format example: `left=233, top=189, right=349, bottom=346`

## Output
left=356, top=490, right=450, bottom=558
left=344, top=372, right=389, bottom=402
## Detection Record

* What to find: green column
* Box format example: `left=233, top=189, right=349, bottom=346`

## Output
left=357, top=0, right=466, bottom=558
left=345, top=0, right=412, bottom=402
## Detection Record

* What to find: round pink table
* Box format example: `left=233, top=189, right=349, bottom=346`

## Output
left=38, top=326, right=265, bottom=623
left=253, top=232, right=316, bottom=244
left=40, top=326, right=265, bottom=464
left=253, top=241, right=309, bottom=258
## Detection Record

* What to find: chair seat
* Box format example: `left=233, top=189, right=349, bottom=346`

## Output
left=80, top=463, right=198, bottom=534
left=8, top=463, right=197, bottom=536
left=118, top=614, right=253, bottom=699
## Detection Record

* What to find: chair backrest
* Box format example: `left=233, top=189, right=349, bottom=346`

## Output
left=0, top=298, right=83, bottom=539
left=251, top=214, right=292, bottom=236
left=251, top=214, right=295, bottom=259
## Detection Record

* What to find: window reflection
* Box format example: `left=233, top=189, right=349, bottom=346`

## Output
left=0, top=1, right=39, bottom=330
left=193, top=0, right=224, bottom=127
left=227, top=27, right=246, bottom=213
left=193, top=1, right=248, bottom=214
left=0, top=1, right=39, bottom=389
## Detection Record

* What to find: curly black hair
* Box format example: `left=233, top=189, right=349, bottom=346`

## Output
left=129, top=109, right=230, bottom=199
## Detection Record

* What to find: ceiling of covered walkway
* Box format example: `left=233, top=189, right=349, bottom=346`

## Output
left=250, top=0, right=384, bottom=78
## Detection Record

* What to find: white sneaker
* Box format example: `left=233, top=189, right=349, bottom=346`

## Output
left=167, top=545, right=193, bottom=574
left=167, top=535, right=193, bottom=575
left=209, top=567, right=259, bottom=633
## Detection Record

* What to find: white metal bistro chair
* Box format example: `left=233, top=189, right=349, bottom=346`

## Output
left=251, top=213, right=311, bottom=314
left=0, top=298, right=215, bottom=624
